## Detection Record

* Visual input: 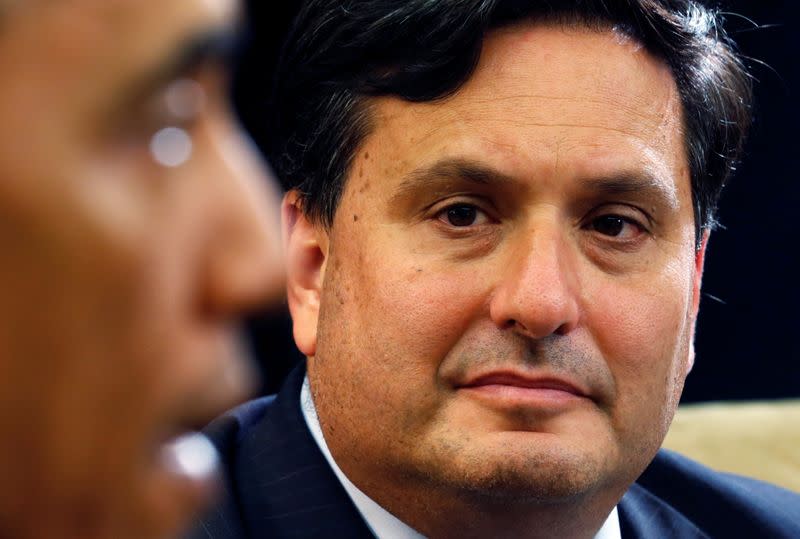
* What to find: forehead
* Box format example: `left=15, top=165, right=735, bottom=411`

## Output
left=478, top=24, right=679, bottom=133
left=0, top=0, right=239, bottom=136
left=0, top=0, right=237, bottom=82
left=356, top=23, right=687, bottom=200
left=5, top=0, right=236, bottom=40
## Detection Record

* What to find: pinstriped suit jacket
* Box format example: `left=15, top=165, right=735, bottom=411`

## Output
left=186, top=364, right=800, bottom=538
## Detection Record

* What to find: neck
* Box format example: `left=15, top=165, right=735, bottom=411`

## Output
left=347, top=467, right=622, bottom=539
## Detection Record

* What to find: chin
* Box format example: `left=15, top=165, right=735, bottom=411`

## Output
left=419, top=436, right=613, bottom=504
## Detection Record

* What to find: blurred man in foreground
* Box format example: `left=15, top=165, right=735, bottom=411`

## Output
left=0, top=0, right=282, bottom=537
left=189, top=0, right=800, bottom=538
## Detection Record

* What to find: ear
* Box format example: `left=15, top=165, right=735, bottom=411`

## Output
left=282, top=191, right=329, bottom=357
left=691, top=231, right=709, bottom=315
left=686, top=230, right=710, bottom=373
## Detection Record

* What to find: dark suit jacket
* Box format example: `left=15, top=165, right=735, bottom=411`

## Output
left=186, top=364, right=800, bottom=538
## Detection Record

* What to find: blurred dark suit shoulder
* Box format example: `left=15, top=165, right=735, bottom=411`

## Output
left=186, top=364, right=800, bottom=538
left=184, top=364, right=373, bottom=539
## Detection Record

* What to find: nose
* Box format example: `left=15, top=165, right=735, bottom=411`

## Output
left=489, top=221, right=580, bottom=339
left=200, top=125, right=285, bottom=316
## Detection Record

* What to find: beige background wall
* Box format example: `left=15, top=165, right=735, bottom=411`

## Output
left=663, top=401, right=800, bottom=492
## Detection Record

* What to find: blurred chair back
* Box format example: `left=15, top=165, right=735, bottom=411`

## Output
left=663, top=400, right=800, bottom=492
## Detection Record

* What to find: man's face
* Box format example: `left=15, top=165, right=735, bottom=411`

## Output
left=0, top=0, right=282, bottom=537
left=290, top=23, right=704, bottom=515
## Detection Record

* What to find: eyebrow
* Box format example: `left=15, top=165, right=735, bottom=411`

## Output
left=579, top=172, right=680, bottom=211
left=391, top=158, right=679, bottom=211
left=392, top=158, right=517, bottom=201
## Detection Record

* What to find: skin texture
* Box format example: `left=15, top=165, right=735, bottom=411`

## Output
left=286, top=24, right=706, bottom=539
left=0, top=0, right=283, bottom=537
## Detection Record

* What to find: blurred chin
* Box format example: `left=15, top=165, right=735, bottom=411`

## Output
left=174, top=326, right=260, bottom=422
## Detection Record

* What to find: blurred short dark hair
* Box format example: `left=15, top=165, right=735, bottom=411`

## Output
left=268, top=0, right=753, bottom=241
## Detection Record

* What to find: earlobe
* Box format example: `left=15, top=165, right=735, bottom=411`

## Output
left=686, top=342, right=696, bottom=374
left=282, top=191, right=328, bottom=357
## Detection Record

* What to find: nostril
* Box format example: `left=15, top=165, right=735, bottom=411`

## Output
left=499, top=314, right=578, bottom=340
left=554, top=322, right=573, bottom=336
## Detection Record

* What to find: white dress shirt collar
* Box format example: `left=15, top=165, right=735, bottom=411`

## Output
left=300, top=375, right=621, bottom=539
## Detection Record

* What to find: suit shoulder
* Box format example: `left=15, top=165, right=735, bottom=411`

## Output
left=182, top=396, right=278, bottom=539
left=628, top=449, right=800, bottom=538
left=203, top=395, right=278, bottom=454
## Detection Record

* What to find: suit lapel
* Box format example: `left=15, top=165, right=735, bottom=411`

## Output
left=618, top=482, right=709, bottom=539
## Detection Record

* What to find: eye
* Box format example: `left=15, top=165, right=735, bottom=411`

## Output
left=590, top=215, right=644, bottom=240
left=162, top=78, right=208, bottom=124
left=113, top=77, right=208, bottom=150
left=143, top=78, right=209, bottom=136
left=438, top=203, right=489, bottom=227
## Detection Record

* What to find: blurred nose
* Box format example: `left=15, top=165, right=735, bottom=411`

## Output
left=489, top=220, right=580, bottom=339
left=200, top=126, right=285, bottom=316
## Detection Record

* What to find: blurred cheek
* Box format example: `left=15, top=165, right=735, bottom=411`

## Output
left=68, top=163, right=203, bottom=399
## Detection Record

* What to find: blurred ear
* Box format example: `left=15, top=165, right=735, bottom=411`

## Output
left=687, top=231, right=710, bottom=373
left=282, top=191, right=328, bottom=357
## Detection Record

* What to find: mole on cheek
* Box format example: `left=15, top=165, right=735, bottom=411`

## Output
left=353, top=214, right=359, bottom=222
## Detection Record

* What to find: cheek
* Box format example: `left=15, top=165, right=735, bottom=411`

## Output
left=346, top=216, right=482, bottom=329
left=362, top=266, right=485, bottom=368
left=591, top=285, right=685, bottom=366
left=321, top=225, right=491, bottom=401
left=313, top=231, right=487, bottom=449
left=584, top=260, right=694, bottom=429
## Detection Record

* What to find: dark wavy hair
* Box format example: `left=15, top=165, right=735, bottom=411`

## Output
left=268, top=0, right=752, bottom=242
